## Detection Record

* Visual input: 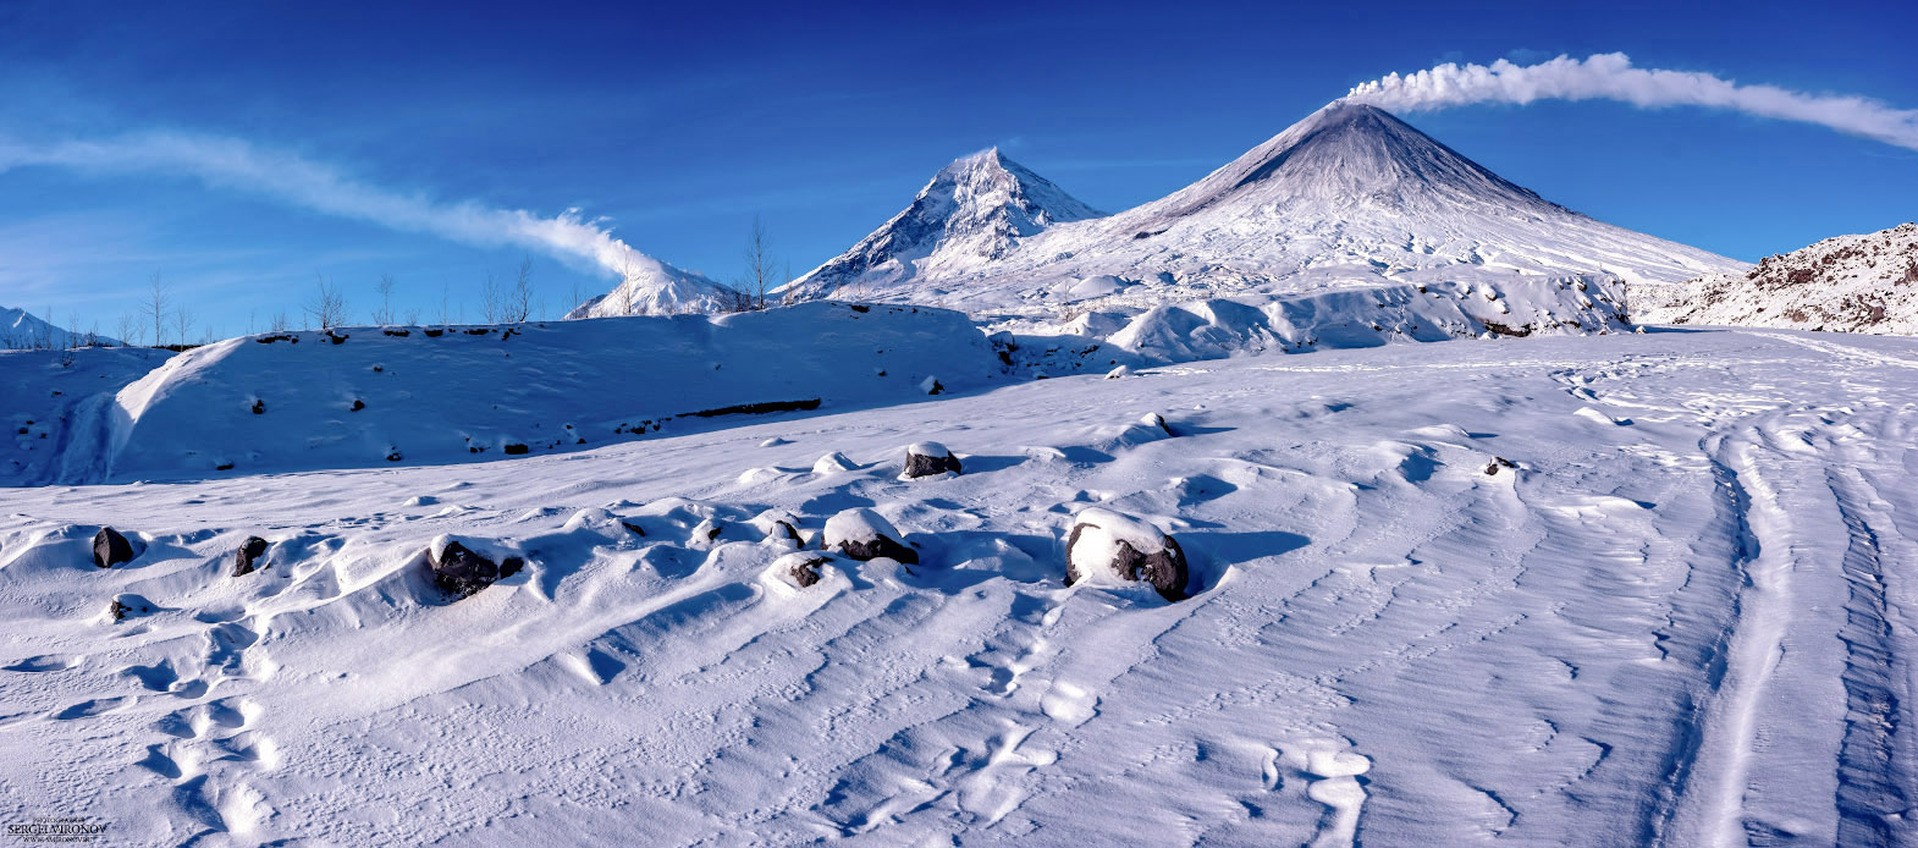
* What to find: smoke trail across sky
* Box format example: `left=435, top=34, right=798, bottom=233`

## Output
left=1343, top=53, right=1918, bottom=152
left=0, top=130, right=667, bottom=278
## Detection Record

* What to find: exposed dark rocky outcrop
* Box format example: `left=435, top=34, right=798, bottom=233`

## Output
left=92, top=527, right=134, bottom=568
left=428, top=541, right=525, bottom=599
left=232, top=536, right=271, bottom=577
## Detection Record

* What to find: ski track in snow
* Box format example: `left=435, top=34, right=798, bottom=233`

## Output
left=1, top=328, right=1915, bottom=845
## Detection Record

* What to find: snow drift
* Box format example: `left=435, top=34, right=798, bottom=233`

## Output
left=64, top=302, right=1001, bottom=482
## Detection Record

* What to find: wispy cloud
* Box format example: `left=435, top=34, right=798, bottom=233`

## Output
left=0, top=131, right=680, bottom=278
left=1343, top=53, right=1918, bottom=152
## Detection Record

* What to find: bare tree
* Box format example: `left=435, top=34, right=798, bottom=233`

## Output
left=508, top=257, right=535, bottom=323
left=741, top=216, right=779, bottom=311
left=115, top=312, right=141, bottom=347
left=481, top=271, right=503, bottom=324
left=270, top=311, right=290, bottom=333
left=141, top=274, right=172, bottom=347
left=304, top=274, right=349, bottom=329
left=174, top=305, right=194, bottom=348
left=615, top=255, right=638, bottom=316
left=372, top=275, right=397, bottom=325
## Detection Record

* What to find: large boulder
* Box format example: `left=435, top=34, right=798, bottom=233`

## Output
left=822, top=508, right=918, bottom=564
left=232, top=536, right=271, bottom=577
left=428, top=540, right=525, bottom=599
left=92, top=527, right=134, bottom=568
left=902, top=442, right=962, bottom=479
left=1066, top=508, right=1190, bottom=601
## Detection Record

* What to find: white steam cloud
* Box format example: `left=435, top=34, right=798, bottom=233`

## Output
left=1343, top=53, right=1918, bottom=152
left=0, top=131, right=670, bottom=278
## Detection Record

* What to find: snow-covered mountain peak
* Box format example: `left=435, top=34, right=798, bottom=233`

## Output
left=780, top=148, right=1103, bottom=301
left=1148, top=102, right=1556, bottom=224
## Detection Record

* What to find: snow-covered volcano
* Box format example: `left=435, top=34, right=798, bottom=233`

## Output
left=1, top=306, right=117, bottom=349
left=789, top=103, right=1742, bottom=315
left=564, top=253, right=743, bottom=318
left=782, top=148, right=1104, bottom=302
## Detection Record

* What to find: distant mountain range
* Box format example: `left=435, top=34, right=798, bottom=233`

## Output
left=776, top=103, right=1740, bottom=317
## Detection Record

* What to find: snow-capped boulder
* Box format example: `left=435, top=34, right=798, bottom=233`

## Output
left=822, top=508, right=918, bottom=564
left=108, top=593, right=155, bottom=622
left=902, top=442, right=962, bottom=479
left=1065, top=508, right=1190, bottom=601
left=427, top=538, right=525, bottom=599
left=771, top=552, right=833, bottom=589
left=232, top=536, right=270, bottom=577
left=751, top=509, right=805, bottom=548
left=92, top=527, right=134, bottom=568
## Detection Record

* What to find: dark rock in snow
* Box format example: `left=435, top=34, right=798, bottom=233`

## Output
left=1484, top=456, right=1517, bottom=475
left=1066, top=508, right=1189, bottom=601
left=108, top=593, right=153, bottom=622
left=350, top=399, right=365, bottom=412
left=232, top=536, right=270, bottom=577
left=902, top=442, right=962, bottom=478
left=823, top=508, right=918, bottom=564
left=785, top=554, right=830, bottom=588
left=620, top=521, right=646, bottom=537
left=503, top=443, right=530, bottom=455
left=251, top=399, right=266, bottom=415
left=428, top=540, right=525, bottom=599
left=92, top=527, right=134, bottom=568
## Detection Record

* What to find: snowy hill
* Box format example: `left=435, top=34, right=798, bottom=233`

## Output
left=563, top=253, right=744, bottom=318
left=1637, top=222, right=1918, bottom=333
left=781, top=104, right=1743, bottom=354
left=53, top=303, right=1000, bottom=483
left=782, top=148, right=1105, bottom=302
left=1, top=306, right=118, bottom=349
left=4, top=326, right=1916, bottom=844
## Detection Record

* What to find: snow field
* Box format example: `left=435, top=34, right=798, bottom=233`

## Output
left=0, top=329, right=1914, bottom=844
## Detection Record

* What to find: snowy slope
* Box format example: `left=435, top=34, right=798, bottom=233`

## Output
left=782, top=148, right=1105, bottom=302
left=60, top=303, right=1000, bottom=483
left=782, top=104, right=1742, bottom=338
left=1638, top=221, right=1918, bottom=333
left=563, top=253, right=743, bottom=318
left=1, top=306, right=120, bottom=350
left=0, top=347, right=175, bottom=486
left=3, top=327, right=1915, bottom=845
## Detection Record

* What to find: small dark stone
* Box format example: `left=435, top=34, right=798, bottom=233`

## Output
left=232, top=536, right=270, bottom=577
left=503, top=443, right=530, bottom=455
left=350, top=399, right=365, bottom=411
left=1484, top=456, right=1518, bottom=475
left=215, top=462, right=235, bottom=471
left=902, top=447, right=962, bottom=479
left=92, top=527, right=134, bottom=568
left=769, top=520, right=802, bottom=546
left=428, top=541, right=525, bottom=599
left=385, top=450, right=403, bottom=462
left=251, top=399, right=266, bottom=415
left=325, top=330, right=349, bottom=345
left=109, top=599, right=128, bottom=622
left=619, top=521, right=646, bottom=537
left=382, top=328, right=411, bottom=337
left=423, top=328, right=445, bottom=338
left=788, top=555, right=830, bottom=588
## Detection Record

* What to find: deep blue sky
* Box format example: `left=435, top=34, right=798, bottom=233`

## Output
left=2, top=0, right=1914, bottom=338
